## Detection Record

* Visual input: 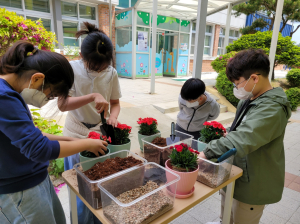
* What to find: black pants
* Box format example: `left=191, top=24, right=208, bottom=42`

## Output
left=175, top=123, right=201, bottom=140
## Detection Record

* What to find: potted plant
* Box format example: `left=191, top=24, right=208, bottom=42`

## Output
left=107, top=123, right=132, bottom=153
left=137, top=117, right=160, bottom=151
left=79, top=132, right=110, bottom=169
left=165, top=143, right=199, bottom=198
left=198, top=121, right=227, bottom=152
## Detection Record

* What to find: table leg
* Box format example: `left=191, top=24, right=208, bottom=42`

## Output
left=222, top=181, right=235, bottom=224
left=68, top=187, right=78, bottom=224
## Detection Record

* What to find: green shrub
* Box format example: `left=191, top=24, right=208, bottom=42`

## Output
left=226, top=31, right=300, bottom=69
left=286, top=69, right=300, bottom=87
left=211, top=51, right=237, bottom=73
left=0, top=8, right=57, bottom=56
left=216, top=70, right=240, bottom=107
left=49, top=158, right=64, bottom=178
left=285, top=87, right=300, bottom=111
left=31, top=109, right=63, bottom=135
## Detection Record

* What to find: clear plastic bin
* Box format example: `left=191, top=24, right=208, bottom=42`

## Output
left=98, top=163, right=180, bottom=224
left=74, top=150, right=147, bottom=209
left=191, top=139, right=234, bottom=188
left=142, top=130, right=193, bottom=166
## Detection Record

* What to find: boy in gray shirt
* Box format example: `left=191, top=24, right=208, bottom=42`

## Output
left=176, top=78, right=220, bottom=139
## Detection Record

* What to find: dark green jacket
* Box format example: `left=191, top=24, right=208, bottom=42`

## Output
left=204, top=88, right=291, bottom=205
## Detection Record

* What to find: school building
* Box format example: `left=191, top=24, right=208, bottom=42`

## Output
left=1, top=0, right=293, bottom=78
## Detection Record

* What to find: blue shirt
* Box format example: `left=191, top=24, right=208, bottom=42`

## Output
left=0, top=79, right=60, bottom=194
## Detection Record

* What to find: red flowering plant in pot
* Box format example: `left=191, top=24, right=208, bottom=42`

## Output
left=137, top=117, right=160, bottom=151
left=80, top=132, right=110, bottom=159
left=107, top=123, right=132, bottom=153
left=165, top=143, right=199, bottom=197
left=199, top=121, right=226, bottom=144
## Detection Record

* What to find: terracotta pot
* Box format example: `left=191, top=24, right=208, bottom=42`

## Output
left=165, top=159, right=199, bottom=195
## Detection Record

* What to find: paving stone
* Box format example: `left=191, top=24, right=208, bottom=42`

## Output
left=202, top=197, right=221, bottom=215
left=260, top=211, right=287, bottom=224
left=288, top=207, right=300, bottom=224
left=283, top=187, right=300, bottom=202
left=276, top=195, right=300, bottom=211
left=264, top=203, right=296, bottom=221
left=171, top=213, right=202, bottom=224
left=188, top=205, right=219, bottom=223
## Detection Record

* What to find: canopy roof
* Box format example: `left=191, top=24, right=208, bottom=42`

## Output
left=135, top=0, right=247, bottom=20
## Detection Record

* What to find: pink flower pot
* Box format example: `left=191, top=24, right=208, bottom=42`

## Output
left=165, top=159, right=199, bottom=195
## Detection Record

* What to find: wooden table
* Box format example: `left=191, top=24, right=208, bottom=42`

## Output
left=62, top=150, right=243, bottom=224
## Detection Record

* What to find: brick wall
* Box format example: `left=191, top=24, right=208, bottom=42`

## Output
left=189, top=59, right=215, bottom=73
left=98, top=4, right=116, bottom=48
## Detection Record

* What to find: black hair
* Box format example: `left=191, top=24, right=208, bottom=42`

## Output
left=180, top=78, right=206, bottom=101
left=0, top=41, right=74, bottom=102
left=226, top=49, right=270, bottom=82
left=76, top=22, right=115, bottom=72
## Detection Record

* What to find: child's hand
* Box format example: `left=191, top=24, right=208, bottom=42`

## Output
left=223, top=132, right=228, bottom=137
left=107, top=116, right=119, bottom=127
left=198, top=151, right=207, bottom=160
left=93, top=93, right=109, bottom=117
left=87, top=139, right=108, bottom=156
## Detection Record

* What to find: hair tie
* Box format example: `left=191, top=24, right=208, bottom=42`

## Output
left=32, top=46, right=38, bottom=54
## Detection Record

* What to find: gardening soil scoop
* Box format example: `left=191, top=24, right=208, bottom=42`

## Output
left=166, top=122, right=180, bottom=146
left=100, top=111, right=116, bottom=145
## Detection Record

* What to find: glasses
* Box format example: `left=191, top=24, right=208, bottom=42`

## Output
left=233, top=79, right=248, bottom=89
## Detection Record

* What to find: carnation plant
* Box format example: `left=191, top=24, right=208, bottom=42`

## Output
left=169, top=143, right=199, bottom=172
left=199, top=121, right=226, bottom=144
left=0, top=8, right=57, bottom=56
left=114, top=123, right=132, bottom=145
left=81, top=132, right=110, bottom=158
left=137, top=117, right=159, bottom=135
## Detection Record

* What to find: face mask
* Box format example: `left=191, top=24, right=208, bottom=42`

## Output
left=20, top=80, right=49, bottom=108
left=186, top=100, right=199, bottom=108
left=233, top=78, right=256, bottom=100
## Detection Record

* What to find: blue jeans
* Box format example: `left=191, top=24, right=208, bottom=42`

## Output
left=0, top=176, right=65, bottom=224
left=65, top=154, right=102, bottom=224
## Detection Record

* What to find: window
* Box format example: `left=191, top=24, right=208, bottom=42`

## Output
left=63, top=21, right=79, bottom=47
left=0, top=0, right=22, bottom=8
left=62, top=1, right=97, bottom=47
left=79, top=5, right=95, bottom=20
left=27, top=16, right=51, bottom=31
left=218, top=28, right=240, bottom=55
left=25, top=0, right=50, bottom=13
left=61, top=1, right=77, bottom=18
left=116, top=0, right=138, bottom=9
left=191, top=24, right=213, bottom=56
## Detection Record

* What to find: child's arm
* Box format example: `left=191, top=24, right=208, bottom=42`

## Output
left=42, top=133, right=78, bottom=141
left=207, top=100, right=221, bottom=121
left=107, top=99, right=121, bottom=127
left=58, top=93, right=109, bottom=117
left=203, top=102, right=287, bottom=160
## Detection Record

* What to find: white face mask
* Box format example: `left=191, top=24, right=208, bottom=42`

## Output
left=20, top=80, right=49, bottom=108
left=186, top=99, right=199, bottom=108
left=233, top=78, right=256, bottom=100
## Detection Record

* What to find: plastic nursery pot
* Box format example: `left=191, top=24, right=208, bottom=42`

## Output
left=165, top=159, right=199, bottom=196
left=138, top=131, right=161, bottom=151
left=79, top=148, right=110, bottom=171
left=197, top=138, right=207, bottom=152
left=107, top=139, right=131, bottom=153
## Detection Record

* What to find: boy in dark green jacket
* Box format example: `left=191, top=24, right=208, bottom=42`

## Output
left=201, top=49, right=291, bottom=224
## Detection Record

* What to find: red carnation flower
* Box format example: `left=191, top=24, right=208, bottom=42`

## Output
left=170, top=146, right=174, bottom=149
left=175, top=145, right=183, bottom=152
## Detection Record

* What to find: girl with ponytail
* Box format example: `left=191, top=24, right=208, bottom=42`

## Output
left=58, top=22, right=121, bottom=224
left=0, top=41, right=108, bottom=224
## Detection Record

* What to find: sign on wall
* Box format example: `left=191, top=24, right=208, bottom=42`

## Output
left=138, top=31, right=148, bottom=51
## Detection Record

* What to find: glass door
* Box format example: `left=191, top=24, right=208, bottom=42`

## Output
left=163, top=31, right=178, bottom=76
